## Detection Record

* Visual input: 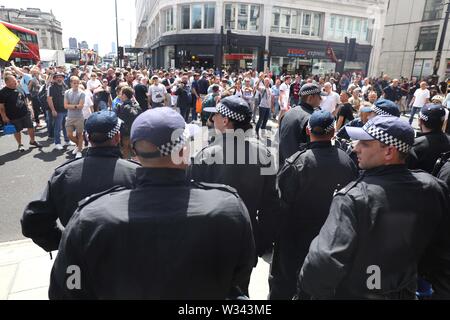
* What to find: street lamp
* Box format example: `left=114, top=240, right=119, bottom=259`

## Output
left=115, top=0, right=121, bottom=67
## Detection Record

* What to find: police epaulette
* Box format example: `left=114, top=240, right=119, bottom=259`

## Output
left=286, top=148, right=308, bottom=165
left=54, top=157, right=83, bottom=171
left=191, top=181, right=239, bottom=198
left=77, top=186, right=128, bottom=210
left=334, top=176, right=364, bottom=197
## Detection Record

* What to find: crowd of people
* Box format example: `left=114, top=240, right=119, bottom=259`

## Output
left=2, top=61, right=450, bottom=300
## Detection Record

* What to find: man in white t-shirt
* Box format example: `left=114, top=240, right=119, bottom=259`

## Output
left=148, top=76, right=167, bottom=108
left=409, top=82, right=430, bottom=125
left=86, top=74, right=102, bottom=93
left=279, top=75, right=292, bottom=118
left=320, top=82, right=341, bottom=116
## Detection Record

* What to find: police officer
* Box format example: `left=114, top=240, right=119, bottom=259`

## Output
left=189, top=96, right=279, bottom=296
left=22, top=111, right=140, bottom=252
left=278, top=83, right=324, bottom=166
left=49, top=107, right=255, bottom=300
left=298, top=116, right=450, bottom=299
left=367, top=98, right=401, bottom=120
left=270, top=111, right=358, bottom=300
left=408, top=104, right=450, bottom=174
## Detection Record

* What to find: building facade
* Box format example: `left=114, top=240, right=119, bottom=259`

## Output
left=0, top=7, right=63, bottom=50
left=69, top=37, right=78, bottom=49
left=135, top=0, right=388, bottom=76
left=378, top=0, right=450, bottom=81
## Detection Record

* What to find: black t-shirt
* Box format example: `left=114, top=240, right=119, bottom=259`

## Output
left=49, top=84, right=67, bottom=112
left=134, top=84, right=148, bottom=108
left=338, top=103, right=355, bottom=124
left=198, top=78, right=210, bottom=95
left=0, top=87, right=29, bottom=120
left=95, top=90, right=110, bottom=103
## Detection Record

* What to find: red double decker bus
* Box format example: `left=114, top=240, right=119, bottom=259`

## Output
left=0, top=20, right=40, bottom=66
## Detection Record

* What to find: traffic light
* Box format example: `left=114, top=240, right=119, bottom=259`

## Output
left=118, top=46, right=124, bottom=59
left=347, top=38, right=357, bottom=61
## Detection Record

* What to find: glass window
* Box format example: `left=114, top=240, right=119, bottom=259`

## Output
left=353, top=18, right=361, bottom=39
left=249, top=5, right=260, bottom=31
left=423, top=0, right=444, bottom=21
left=336, top=16, right=344, bottom=39
left=302, top=12, right=311, bottom=36
left=362, top=19, right=369, bottom=41
left=418, top=25, right=440, bottom=51
left=238, top=4, right=248, bottom=30
left=181, top=5, right=190, bottom=30
left=165, top=8, right=174, bottom=32
left=225, top=4, right=235, bottom=30
left=291, top=10, right=298, bottom=34
left=204, top=4, right=215, bottom=29
left=330, top=15, right=336, bottom=30
left=346, top=17, right=353, bottom=33
left=281, top=9, right=291, bottom=34
left=312, top=13, right=321, bottom=36
left=192, top=4, right=202, bottom=29
left=271, top=7, right=280, bottom=33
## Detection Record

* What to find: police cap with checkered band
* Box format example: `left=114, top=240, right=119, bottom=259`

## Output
left=131, top=107, right=197, bottom=159
left=85, top=111, right=123, bottom=143
left=308, top=110, right=336, bottom=136
left=345, top=116, right=415, bottom=154
left=371, top=99, right=401, bottom=118
left=203, top=96, right=252, bottom=123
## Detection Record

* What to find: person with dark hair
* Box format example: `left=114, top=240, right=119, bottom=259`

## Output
left=22, top=111, right=139, bottom=253
left=299, top=116, right=450, bottom=300
left=408, top=104, right=450, bottom=173
left=270, top=110, right=357, bottom=300
left=115, top=87, right=142, bottom=159
left=189, top=96, right=279, bottom=297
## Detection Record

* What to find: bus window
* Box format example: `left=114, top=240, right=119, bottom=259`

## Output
left=32, top=35, right=38, bottom=43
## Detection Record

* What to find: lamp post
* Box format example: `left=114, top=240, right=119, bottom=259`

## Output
left=432, top=1, right=450, bottom=84
left=115, top=0, right=121, bottom=68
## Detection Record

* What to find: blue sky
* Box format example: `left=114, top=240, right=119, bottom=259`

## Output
left=1, top=0, right=135, bottom=55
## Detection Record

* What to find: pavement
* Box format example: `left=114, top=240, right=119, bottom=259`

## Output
left=0, top=239, right=271, bottom=300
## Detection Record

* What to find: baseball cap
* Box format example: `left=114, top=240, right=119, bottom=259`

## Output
left=300, top=83, right=326, bottom=97
left=85, top=111, right=123, bottom=143
left=345, top=116, right=415, bottom=153
left=420, top=104, right=446, bottom=123
left=307, top=110, right=336, bottom=136
left=371, top=99, right=401, bottom=117
left=203, top=96, right=252, bottom=123
left=131, top=107, right=198, bottom=158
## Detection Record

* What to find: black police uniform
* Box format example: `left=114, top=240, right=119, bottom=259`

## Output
left=49, top=168, right=255, bottom=300
left=278, top=102, right=316, bottom=166
left=408, top=131, right=450, bottom=173
left=189, top=134, right=279, bottom=257
left=21, top=147, right=139, bottom=252
left=299, top=165, right=450, bottom=299
left=270, top=139, right=358, bottom=300
left=438, top=161, right=450, bottom=188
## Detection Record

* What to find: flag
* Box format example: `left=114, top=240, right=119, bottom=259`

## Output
left=0, top=23, right=20, bottom=62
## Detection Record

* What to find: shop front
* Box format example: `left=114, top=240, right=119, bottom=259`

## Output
left=269, top=37, right=372, bottom=77
left=224, top=50, right=258, bottom=72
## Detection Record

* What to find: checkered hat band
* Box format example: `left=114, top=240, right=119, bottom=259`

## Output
left=419, top=112, right=429, bottom=122
left=301, top=88, right=321, bottom=96
left=107, top=120, right=123, bottom=139
left=307, top=121, right=336, bottom=134
left=217, top=104, right=246, bottom=122
left=157, top=131, right=189, bottom=157
left=366, top=126, right=411, bottom=153
left=371, top=106, right=392, bottom=117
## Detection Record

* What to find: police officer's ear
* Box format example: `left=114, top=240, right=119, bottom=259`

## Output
left=306, top=126, right=312, bottom=137
left=112, top=132, right=121, bottom=146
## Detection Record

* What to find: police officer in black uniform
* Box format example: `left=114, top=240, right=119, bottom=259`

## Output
left=278, top=84, right=324, bottom=166
left=298, top=116, right=450, bottom=299
left=22, top=111, right=140, bottom=252
left=189, top=96, right=279, bottom=296
left=270, top=111, right=358, bottom=300
left=49, top=107, right=255, bottom=300
left=408, top=104, right=450, bottom=174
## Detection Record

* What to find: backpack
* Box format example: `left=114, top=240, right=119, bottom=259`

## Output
left=117, top=101, right=142, bottom=131
left=202, top=93, right=218, bottom=111
left=432, top=151, right=450, bottom=177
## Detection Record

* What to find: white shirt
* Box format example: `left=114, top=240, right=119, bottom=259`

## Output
left=148, top=84, right=167, bottom=103
left=83, top=89, right=94, bottom=120
left=320, top=91, right=340, bottom=114
left=279, top=83, right=291, bottom=110
left=87, top=79, right=102, bottom=92
left=413, top=89, right=430, bottom=108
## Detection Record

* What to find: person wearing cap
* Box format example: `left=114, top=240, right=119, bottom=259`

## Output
left=279, top=83, right=325, bottom=166
left=270, top=111, right=358, bottom=300
left=367, top=98, right=401, bottom=120
left=407, top=104, right=450, bottom=174
left=336, top=104, right=373, bottom=140
left=189, top=96, right=279, bottom=296
left=22, top=111, right=140, bottom=253
left=49, top=107, right=255, bottom=299
left=48, top=72, right=70, bottom=150
left=298, top=116, right=450, bottom=299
